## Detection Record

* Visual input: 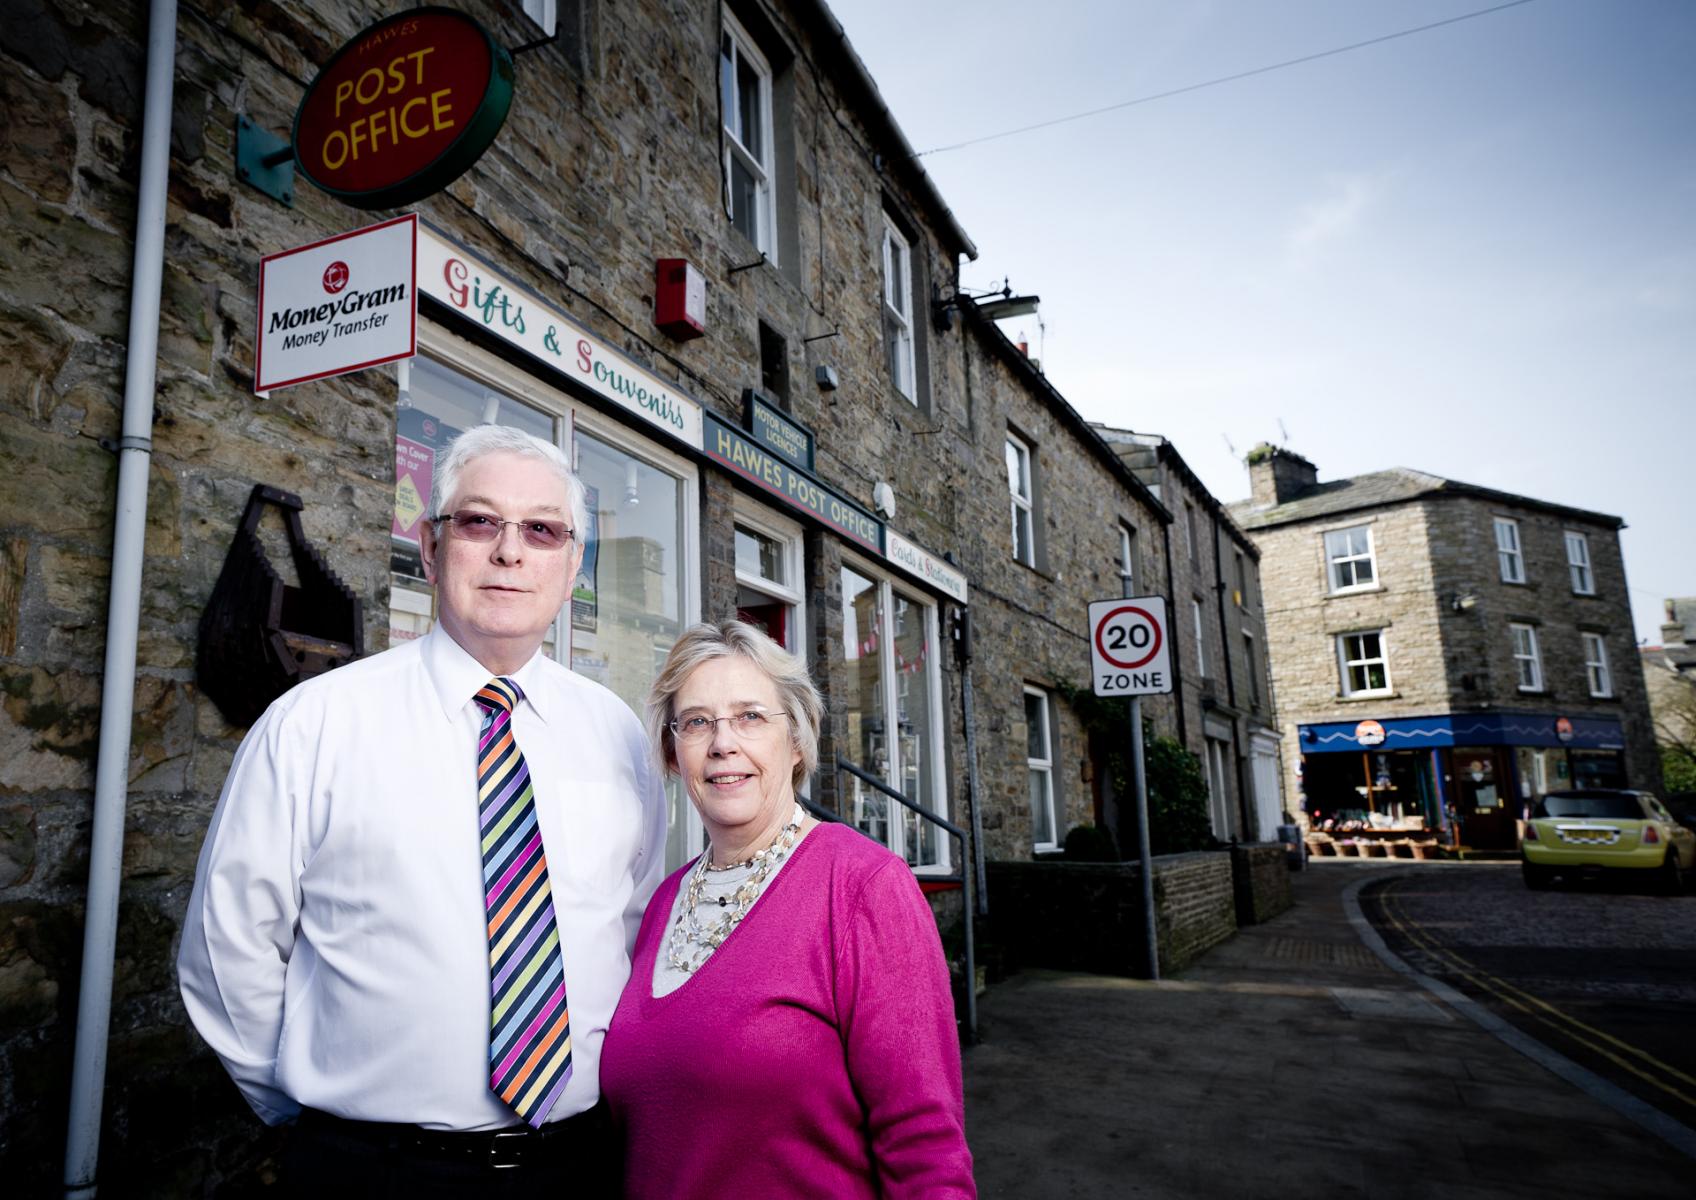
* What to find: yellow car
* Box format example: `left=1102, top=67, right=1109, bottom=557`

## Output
left=1522, top=789, right=1695, bottom=893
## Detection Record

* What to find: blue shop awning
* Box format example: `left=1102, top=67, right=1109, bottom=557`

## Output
left=1299, top=711, right=1624, bottom=753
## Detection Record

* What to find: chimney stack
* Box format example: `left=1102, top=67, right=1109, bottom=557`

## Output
left=1247, top=444, right=1318, bottom=507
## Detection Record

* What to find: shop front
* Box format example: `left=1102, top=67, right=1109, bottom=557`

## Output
left=1298, top=711, right=1629, bottom=853
left=393, top=224, right=969, bottom=875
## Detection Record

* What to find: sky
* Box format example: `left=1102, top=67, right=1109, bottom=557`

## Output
left=829, top=0, right=1695, bottom=644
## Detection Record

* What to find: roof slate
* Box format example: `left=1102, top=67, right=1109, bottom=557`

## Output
left=1226, top=467, right=1623, bottom=531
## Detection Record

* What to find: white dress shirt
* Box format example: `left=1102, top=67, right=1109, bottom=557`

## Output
left=177, top=626, right=667, bottom=1130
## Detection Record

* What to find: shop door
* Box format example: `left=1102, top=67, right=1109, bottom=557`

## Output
left=1450, top=747, right=1517, bottom=850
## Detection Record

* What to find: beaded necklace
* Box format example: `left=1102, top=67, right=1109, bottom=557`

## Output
left=667, top=804, right=805, bottom=975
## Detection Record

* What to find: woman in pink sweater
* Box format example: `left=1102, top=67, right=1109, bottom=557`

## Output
left=600, top=620, right=974, bottom=1198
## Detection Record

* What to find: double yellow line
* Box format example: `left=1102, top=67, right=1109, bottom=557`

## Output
left=1376, top=881, right=1696, bottom=1112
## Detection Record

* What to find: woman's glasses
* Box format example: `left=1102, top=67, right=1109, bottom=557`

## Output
left=433, top=510, right=574, bottom=550
left=668, top=710, right=791, bottom=744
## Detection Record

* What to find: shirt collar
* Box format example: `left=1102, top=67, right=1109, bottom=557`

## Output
left=421, top=626, right=555, bottom=726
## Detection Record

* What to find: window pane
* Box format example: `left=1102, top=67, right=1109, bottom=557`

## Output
left=728, top=153, right=757, bottom=243
left=841, top=566, right=889, bottom=846
left=734, top=524, right=783, bottom=584
left=1029, top=768, right=1054, bottom=846
left=735, top=584, right=788, bottom=647
left=569, top=430, right=688, bottom=870
left=893, top=594, right=938, bottom=867
left=1024, top=691, right=1048, bottom=758
left=1005, top=439, right=1028, bottom=499
left=719, top=36, right=735, bottom=135
left=1011, top=502, right=1033, bottom=563
left=736, top=56, right=762, bottom=159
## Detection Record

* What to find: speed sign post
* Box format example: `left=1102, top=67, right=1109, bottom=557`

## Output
left=1089, top=597, right=1171, bottom=696
left=1088, top=593, right=1172, bottom=979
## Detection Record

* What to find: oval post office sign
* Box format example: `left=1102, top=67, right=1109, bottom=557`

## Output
left=293, top=7, right=514, bottom=209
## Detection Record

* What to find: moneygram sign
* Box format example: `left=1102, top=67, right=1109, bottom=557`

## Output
left=293, top=8, right=514, bottom=209
left=255, top=214, right=417, bottom=393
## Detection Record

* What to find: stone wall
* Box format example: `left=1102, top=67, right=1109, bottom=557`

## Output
left=1229, top=842, right=1292, bottom=927
left=0, top=0, right=1188, bottom=1190
left=985, top=850, right=1237, bottom=978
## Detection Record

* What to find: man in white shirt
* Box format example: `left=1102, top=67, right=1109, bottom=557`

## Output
left=178, top=424, right=665, bottom=1195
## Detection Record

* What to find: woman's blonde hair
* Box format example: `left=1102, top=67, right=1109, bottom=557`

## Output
left=645, top=620, right=822, bottom=789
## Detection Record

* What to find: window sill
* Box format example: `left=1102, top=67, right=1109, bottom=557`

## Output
left=1517, top=687, right=1545, bottom=695
left=1337, top=690, right=1399, bottom=702
left=1327, top=584, right=1384, bottom=598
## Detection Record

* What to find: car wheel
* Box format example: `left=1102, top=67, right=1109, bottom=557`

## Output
left=1522, top=861, right=1553, bottom=891
left=1658, top=850, right=1686, bottom=896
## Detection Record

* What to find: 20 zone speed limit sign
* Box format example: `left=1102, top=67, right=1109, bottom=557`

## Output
left=1088, top=596, right=1173, bottom=697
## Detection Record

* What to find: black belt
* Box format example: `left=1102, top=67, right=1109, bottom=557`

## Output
left=298, top=1101, right=609, bottom=1170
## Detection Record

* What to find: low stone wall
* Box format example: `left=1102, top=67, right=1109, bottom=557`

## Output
left=985, top=851, right=1237, bottom=978
left=1231, top=842, right=1294, bottom=927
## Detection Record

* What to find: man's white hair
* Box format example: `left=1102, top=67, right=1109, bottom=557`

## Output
left=430, top=424, right=589, bottom=541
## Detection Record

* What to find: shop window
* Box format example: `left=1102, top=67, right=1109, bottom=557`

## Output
left=1583, top=632, right=1612, bottom=697
left=720, top=9, right=775, bottom=258
left=397, top=350, right=701, bottom=873
left=1323, top=524, right=1376, bottom=593
left=1006, top=433, right=1036, bottom=566
left=1565, top=531, right=1594, bottom=595
left=1337, top=630, right=1391, bottom=697
left=1510, top=622, right=1542, bottom=691
left=732, top=501, right=804, bottom=655
left=840, top=561, right=949, bottom=870
left=1024, top=686, right=1057, bottom=850
left=758, top=320, right=788, bottom=403
left=390, top=356, right=558, bottom=653
left=1118, top=522, right=1137, bottom=591
left=881, top=214, right=916, bottom=402
left=1571, top=749, right=1625, bottom=788
left=1495, top=517, right=1525, bottom=584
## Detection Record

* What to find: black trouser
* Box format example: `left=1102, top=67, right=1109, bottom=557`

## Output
left=285, top=1103, right=618, bottom=1199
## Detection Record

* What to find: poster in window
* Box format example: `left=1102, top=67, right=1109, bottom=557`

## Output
left=572, top=483, right=600, bottom=633
left=393, top=408, right=461, bottom=548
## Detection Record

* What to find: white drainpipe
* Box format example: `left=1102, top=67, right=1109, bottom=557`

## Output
left=63, top=1, right=177, bottom=1195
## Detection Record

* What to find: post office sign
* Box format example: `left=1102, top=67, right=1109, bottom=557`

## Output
left=293, top=8, right=514, bottom=209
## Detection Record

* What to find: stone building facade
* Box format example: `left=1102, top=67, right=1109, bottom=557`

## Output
left=1642, top=598, right=1696, bottom=784
left=0, top=0, right=1175, bottom=1189
left=1097, top=429, right=1285, bottom=842
left=1229, top=446, right=1659, bottom=853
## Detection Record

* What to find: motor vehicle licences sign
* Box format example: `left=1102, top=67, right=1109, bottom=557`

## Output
left=255, top=213, right=417, bottom=393
left=1088, top=596, right=1173, bottom=697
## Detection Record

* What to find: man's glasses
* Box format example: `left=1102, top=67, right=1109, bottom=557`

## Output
left=668, top=710, right=791, bottom=744
left=433, top=510, right=575, bottom=550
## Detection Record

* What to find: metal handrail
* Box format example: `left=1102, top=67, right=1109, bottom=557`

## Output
left=834, top=755, right=978, bottom=1044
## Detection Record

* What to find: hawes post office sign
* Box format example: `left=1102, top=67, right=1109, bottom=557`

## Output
left=293, top=8, right=514, bottom=209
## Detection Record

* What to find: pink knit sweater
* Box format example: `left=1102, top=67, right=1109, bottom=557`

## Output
left=600, top=821, right=975, bottom=1198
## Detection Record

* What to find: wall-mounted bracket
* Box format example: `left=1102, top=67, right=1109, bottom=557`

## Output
left=235, top=115, right=296, bottom=207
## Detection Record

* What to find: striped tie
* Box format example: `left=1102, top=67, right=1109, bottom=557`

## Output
left=475, top=677, right=572, bottom=1127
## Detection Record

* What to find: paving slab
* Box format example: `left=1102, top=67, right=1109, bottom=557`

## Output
left=962, top=861, right=1695, bottom=1198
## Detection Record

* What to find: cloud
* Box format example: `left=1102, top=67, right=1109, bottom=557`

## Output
left=1286, top=173, right=1378, bottom=268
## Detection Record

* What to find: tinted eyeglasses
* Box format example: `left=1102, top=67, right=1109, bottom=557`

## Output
left=433, top=510, right=575, bottom=550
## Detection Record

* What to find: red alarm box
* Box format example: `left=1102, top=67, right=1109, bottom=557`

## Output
left=655, top=258, right=706, bottom=340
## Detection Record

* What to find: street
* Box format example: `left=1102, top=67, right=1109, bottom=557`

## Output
left=963, top=862, right=1695, bottom=1198
left=1363, top=863, right=1696, bottom=1145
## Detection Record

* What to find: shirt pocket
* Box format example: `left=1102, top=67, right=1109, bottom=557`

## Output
left=540, top=779, right=644, bottom=899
